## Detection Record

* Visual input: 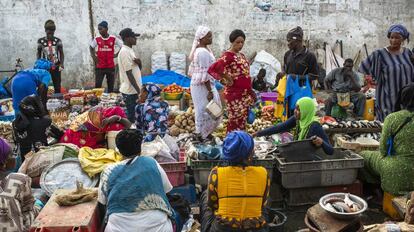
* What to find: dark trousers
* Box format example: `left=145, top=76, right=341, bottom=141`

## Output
left=50, top=69, right=61, bottom=93
left=96, top=68, right=115, bottom=93
left=199, top=191, right=267, bottom=232
left=122, top=93, right=138, bottom=123
left=325, top=92, right=366, bottom=117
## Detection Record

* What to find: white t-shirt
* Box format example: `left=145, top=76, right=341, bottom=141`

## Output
left=98, top=157, right=173, bottom=232
left=117, top=45, right=142, bottom=95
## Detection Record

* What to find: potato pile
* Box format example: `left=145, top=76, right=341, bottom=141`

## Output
left=212, top=119, right=227, bottom=139
left=0, top=121, right=13, bottom=143
left=169, top=107, right=195, bottom=136
left=246, top=119, right=273, bottom=134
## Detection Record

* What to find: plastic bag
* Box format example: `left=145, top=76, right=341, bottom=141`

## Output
left=141, top=136, right=177, bottom=162
left=250, top=50, right=282, bottom=86
left=78, top=147, right=123, bottom=177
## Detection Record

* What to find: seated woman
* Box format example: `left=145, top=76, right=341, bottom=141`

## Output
left=135, top=83, right=169, bottom=142
left=253, top=97, right=334, bottom=155
left=98, top=129, right=175, bottom=232
left=359, top=84, right=414, bottom=196
left=0, top=138, right=45, bottom=232
left=58, top=106, right=131, bottom=148
left=200, top=131, right=270, bottom=232
left=13, top=95, right=52, bottom=161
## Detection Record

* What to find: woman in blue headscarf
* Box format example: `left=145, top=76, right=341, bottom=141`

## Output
left=359, top=24, right=414, bottom=122
left=200, top=131, right=269, bottom=232
left=11, top=59, right=52, bottom=116
left=135, top=83, right=169, bottom=142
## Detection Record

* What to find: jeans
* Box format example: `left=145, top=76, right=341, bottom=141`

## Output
left=96, top=68, right=115, bottom=93
left=325, top=92, right=366, bottom=117
left=50, top=68, right=61, bottom=93
left=122, top=93, right=138, bottom=123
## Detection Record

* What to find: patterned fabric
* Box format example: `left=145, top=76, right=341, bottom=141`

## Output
left=360, top=110, right=414, bottom=195
left=189, top=48, right=221, bottom=138
left=37, top=36, right=63, bottom=66
left=359, top=48, right=414, bottom=122
left=0, top=173, right=40, bottom=232
left=135, top=84, right=169, bottom=142
left=99, top=156, right=174, bottom=219
left=207, top=166, right=269, bottom=230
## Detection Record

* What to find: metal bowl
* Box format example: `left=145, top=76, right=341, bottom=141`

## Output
left=319, top=193, right=368, bottom=220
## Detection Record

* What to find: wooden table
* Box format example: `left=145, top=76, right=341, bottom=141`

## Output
left=324, top=127, right=382, bottom=145
left=306, top=204, right=362, bottom=232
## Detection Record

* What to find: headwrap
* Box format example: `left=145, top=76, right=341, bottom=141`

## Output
left=98, top=21, right=108, bottom=28
left=189, top=26, right=212, bottom=61
left=0, top=138, right=11, bottom=164
left=44, top=19, right=56, bottom=30
left=287, top=26, right=304, bottom=40
left=296, top=97, right=319, bottom=140
left=34, top=59, right=53, bottom=70
left=144, top=83, right=162, bottom=101
left=394, top=83, right=414, bottom=112
left=222, top=131, right=254, bottom=163
left=387, top=24, right=410, bottom=42
left=19, top=95, right=47, bottom=118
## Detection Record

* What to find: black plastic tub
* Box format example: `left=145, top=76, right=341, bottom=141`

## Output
left=278, top=139, right=320, bottom=162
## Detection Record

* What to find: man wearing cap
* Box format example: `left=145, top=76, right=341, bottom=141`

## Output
left=90, top=21, right=123, bottom=93
left=118, top=28, right=142, bottom=123
left=282, top=26, right=318, bottom=80
left=37, top=19, right=64, bottom=94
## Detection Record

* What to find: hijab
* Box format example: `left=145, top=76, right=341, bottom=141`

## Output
left=189, top=26, right=212, bottom=61
left=297, top=97, right=319, bottom=140
left=387, top=24, right=410, bottom=43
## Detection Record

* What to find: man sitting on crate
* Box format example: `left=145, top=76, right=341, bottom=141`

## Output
left=324, top=58, right=366, bottom=118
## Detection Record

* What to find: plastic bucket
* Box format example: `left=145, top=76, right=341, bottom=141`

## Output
left=107, top=131, right=121, bottom=150
left=261, top=92, right=278, bottom=102
left=265, top=208, right=287, bottom=232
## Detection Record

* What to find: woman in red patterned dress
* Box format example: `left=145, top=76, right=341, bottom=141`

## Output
left=208, top=29, right=255, bottom=133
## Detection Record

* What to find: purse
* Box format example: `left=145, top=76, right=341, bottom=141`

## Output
left=205, top=100, right=223, bottom=120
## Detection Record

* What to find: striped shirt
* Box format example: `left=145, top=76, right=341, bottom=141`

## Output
left=359, top=47, right=414, bottom=122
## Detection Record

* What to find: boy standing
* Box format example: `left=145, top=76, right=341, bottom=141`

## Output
left=90, top=21, right=123, bottom=93
left=118, top=28, right=142, bottom=123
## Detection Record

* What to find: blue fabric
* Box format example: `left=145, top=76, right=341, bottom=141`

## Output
left=285, top=75, right=313, bottom=110
left=12, top=70, right=51, bottom=115
left=247, top=108, right=255, bottom=124
left=221, top=131, right=254, bottom=162
left=34, top=59, right=53, bottom=70
left=135, top=84, right=169, bottom=142
left=388, top=24, right=410, bottom=41
left=105, top=156, right=175, bottom=218
left=256, top=116, right=334, bottom=155
left=143, top=70, right=191, bottom=87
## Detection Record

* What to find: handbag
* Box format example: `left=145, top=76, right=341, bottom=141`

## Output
left=286, top=75, right=313, bottom=110
left=386, top=115, right=414, bottom=156
left=205, top=100, right=223, bottom=120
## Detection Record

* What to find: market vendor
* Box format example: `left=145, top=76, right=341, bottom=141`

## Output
left=11, top=59, right=52, bottom=115
left=200, top=131, right=269, bottom=232
left=253, top=97, right=334, bottom=155
left=98, top=129, right=175, bottom=232
left=359, top=84, right=414, bottom=196
left=56, top=106, right=131, bottom=148
left=135, top=83, right=169, bottom=142
left=0, top=138, right=45, bottom=232
left=253, top=68, right=269, bottom=92
left=324, top=58, right=366, bottom=118
left=13, top=95, right=52, bottom=160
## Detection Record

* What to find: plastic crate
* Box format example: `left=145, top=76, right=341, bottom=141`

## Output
left=0, top=115, right=15, bottom=121
left=160, top=161, right=187, bottom=187
left=286, top=181, right=363, bottom=206
left=190, top=159, right=275, bottom=187
left=275, top=149, right=364, bottom=189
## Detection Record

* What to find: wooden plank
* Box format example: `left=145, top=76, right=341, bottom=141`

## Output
left=307, top=204, right=360, bottom=232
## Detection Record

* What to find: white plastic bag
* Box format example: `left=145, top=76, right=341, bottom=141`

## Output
left=151, top=51, right=168, bottom=73
left=250, top=50, right=281, bottom=86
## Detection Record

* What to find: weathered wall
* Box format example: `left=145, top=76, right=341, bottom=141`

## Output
left=1, top=0, right=413, bottom=88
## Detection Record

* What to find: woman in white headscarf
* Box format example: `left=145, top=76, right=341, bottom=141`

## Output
left=188, top=26, right=222, bottom=139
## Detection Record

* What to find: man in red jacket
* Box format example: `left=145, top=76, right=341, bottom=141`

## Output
left=90, top=21, right=123, bottom=93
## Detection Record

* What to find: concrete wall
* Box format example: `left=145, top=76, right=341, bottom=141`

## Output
left=1, top=0, right=413, bottom=88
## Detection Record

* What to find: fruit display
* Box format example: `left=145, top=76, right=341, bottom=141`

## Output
left=0, top=121, right=13, bottom=143
left=163, top=84, right=183, bottom=94
left=261, top=105, right=276, bottom=123
left=169, top=107, right=195, bottom=136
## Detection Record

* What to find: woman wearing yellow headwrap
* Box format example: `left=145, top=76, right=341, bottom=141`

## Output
left=253, top=97, right=333, bottom=155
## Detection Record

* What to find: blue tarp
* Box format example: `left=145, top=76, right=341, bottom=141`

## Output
left=142, top=70, right=223, bottom=90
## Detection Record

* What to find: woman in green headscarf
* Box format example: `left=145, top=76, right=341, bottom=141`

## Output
left=253, top=97, right=334, bottom=155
